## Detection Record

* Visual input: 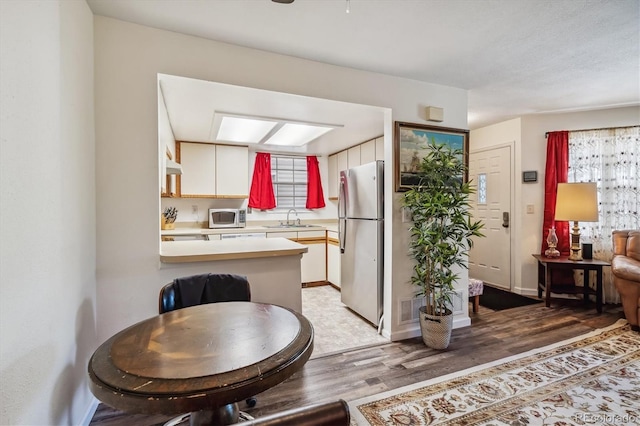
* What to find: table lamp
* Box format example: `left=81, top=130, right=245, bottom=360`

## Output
left=554, top=182, right=598, bottom=261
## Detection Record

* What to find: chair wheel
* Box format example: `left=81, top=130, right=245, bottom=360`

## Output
left=245, top=397, right=257, bottom=408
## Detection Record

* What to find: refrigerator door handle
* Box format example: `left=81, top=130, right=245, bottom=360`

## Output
left=338, top=174, right=346, bottom=219
left=339, top=218, right=346, bottom=253
left=338, top=175, right=347, bottom=253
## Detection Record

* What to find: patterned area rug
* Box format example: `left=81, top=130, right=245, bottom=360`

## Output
left=349, top=320, right=640, bottom=425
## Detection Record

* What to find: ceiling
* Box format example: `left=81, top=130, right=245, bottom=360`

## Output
left=158, top=74, right=386, bottom=156
left=89, top=0, right=640, bottom=154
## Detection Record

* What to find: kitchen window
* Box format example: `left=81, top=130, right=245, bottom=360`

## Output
left=271, top=155, right=308, bottom=209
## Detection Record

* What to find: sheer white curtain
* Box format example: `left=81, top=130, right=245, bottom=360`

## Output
left=568, top=126, right=640, bottom=303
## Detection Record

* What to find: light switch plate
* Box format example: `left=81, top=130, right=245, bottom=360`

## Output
left=526, top=204, right=534, bottom=214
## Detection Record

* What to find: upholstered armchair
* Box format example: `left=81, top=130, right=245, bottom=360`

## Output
left=612, top=230, right=640, bottom=331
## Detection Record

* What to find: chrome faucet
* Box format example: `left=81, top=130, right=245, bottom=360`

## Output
left=286, top=208, right=298, bottom=226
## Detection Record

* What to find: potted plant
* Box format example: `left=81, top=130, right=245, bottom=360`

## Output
left=403, top=140, right=484, bottom=349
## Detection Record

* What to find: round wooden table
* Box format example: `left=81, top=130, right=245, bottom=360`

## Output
left=88, top=302, right=314, bottom=425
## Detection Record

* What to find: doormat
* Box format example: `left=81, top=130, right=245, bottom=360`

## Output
left=480, top=285, right=542, bottom=311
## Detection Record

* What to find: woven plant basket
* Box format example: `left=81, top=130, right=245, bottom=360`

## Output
left=419, top=306, right=453, bottom=349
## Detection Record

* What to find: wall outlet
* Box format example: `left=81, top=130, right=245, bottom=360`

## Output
left=192, top=205, right=198, bottom=216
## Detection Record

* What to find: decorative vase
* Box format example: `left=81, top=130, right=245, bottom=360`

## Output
left=418, top=306, right=453, bottom=349
left=545, top=227, right=560, bottom=258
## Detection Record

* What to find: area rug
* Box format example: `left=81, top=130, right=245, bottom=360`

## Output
left=349, top=320, right=640, bottom=425
left=479, top=285, right=542, bottom=311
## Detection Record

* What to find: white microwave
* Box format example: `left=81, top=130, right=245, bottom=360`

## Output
left=208, top=208, right=246, bottom=229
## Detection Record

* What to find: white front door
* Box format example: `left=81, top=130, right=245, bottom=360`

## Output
left=468, top=145, right=512, bottom=290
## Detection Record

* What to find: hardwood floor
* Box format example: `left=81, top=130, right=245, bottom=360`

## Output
left=90, top=301, right=624, bottom=425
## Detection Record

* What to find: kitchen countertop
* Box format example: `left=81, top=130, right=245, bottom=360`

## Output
left=160, top=237, right=308, bottom=263
left=160, top=223, right=332, bottom=236
left=324, top=224, right=338, bottom=233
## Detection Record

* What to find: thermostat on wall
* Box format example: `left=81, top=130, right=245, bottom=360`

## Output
left=523, top=171, right=538, bottom=183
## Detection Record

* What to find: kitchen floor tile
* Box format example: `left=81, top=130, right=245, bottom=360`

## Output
left=301, top=285, right=388, bottom=358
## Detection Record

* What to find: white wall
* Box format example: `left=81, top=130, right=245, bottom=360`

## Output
left=0, top=1, right=96, bottom=424
left=94, top=16, right=468, bottom=346
left=471, top=106, right=640, bottom=295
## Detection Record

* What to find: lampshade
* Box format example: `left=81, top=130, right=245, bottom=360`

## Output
left=555, top=182, right=598, bottom=222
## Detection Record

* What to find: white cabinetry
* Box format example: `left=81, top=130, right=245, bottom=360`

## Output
left=360, top=139, right=376, bottom=165
left=328, top=151, right=348, bottom=201
left=347, top=145, right=361, bottom=170
left=268, top=229, right=326, bottom=284
left=267, top=231, right=298, bottom=239
left=329, top=136, right=384, bottom=199
left=328, top=154, right=338, bottom=200
left=178, top=142, right=248, bottom=198
left=179, top=142, right=216, bottom=197
left=337, top=151, right=348, bottom=175
left=326, top=230, right=340, bottom=288
left=375, top=137, right=384, bottom=161
left=216, top=145, right=249, bottom=197
left=300, top=240, right=327, bottom=283
left=297, top=230, right=326, bottom=284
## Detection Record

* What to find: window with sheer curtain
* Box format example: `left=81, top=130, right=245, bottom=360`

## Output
left=568, top=126, right=640, bottom=302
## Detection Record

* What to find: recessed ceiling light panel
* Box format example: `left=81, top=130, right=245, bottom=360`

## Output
left=217, top=116, right=278, bottom=144
left=264, top=123, right=334, bottom=146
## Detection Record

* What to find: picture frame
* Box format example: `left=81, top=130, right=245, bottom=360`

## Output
left=394, top=121, right=469, bottom=192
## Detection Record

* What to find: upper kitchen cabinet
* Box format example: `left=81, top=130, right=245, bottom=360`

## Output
left=327, top=154, right=338, bottom=200
left=177, top=142, right=248, bottom=198
left=328, top=150, right=348, bottom=201
left=359, top=137, right=384, bottom=164
left=327, top=136, right=383, bottom=201
left=215, top=145, right=249, bottom=198
left=178, top=142, right=216, bottom=197
left=337, top=150, right=348, bottom=176
left=347, top=145, right=361, bottom=170
left=375, top=137, right=384, bottom=161
left=360, top=139, right=376, bottom=164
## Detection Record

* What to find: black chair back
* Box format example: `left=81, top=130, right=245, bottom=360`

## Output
left=159, top=273, right=251, bottom=314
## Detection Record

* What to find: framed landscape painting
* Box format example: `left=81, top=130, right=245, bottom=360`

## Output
left=394, top=121, right=469, bottom=192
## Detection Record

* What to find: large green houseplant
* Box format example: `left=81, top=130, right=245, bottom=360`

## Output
left=403, top=140, right=484, bottom=349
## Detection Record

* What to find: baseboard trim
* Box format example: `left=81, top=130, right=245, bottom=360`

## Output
left=80, top=397, right=99, bottom=426
left=302, top=281, right=328, bottom=288
left=389, top=316, right=470, bottom=341
left=327, top=282, right=341, bottom=291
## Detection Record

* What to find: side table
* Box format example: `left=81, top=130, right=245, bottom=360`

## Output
left=532, top=254, right=610, bottom=313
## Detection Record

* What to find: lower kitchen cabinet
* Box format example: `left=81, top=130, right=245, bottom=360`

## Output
left=267, top=229, right=327, bottom=284
left=326, top=231, right=341, bottom=288
left=300, top=240, right=326, bottom=283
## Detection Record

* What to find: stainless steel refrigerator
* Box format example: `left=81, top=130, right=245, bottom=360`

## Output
left=339, top=160, right=384, bottom=326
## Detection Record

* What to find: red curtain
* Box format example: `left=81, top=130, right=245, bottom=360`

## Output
left=306, top=156, right=325, bottom=209
left=542, top=131, right=570, bottom=255
left=248, top=152, right=276, bottom=210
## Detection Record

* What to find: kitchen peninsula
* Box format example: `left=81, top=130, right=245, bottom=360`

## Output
left=160, top=237, right=308, bottom=312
